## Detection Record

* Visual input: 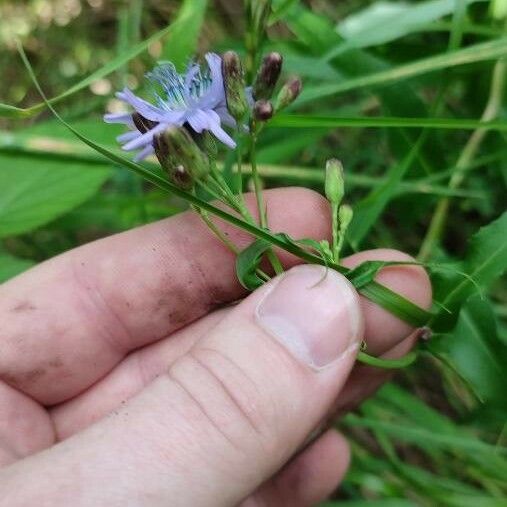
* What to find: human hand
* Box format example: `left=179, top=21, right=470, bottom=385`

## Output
left=0, top=188, right=431, bottom=506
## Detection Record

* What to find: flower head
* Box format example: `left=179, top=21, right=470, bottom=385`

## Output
left=104, top=53, right=239, bottom=161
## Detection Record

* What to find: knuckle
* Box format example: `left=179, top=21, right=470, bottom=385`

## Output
left=167, top=348, right=277, bottom=460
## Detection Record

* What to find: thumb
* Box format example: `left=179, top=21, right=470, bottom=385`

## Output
left=0, top=266, right=363, bottom=507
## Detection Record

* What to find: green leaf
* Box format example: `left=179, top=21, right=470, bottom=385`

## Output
left=0, top=3, right=195, bottom=119
left=427, top=295, right=507, bottom=406
left=0, top=253, right=35, bottom=283
left=162, top=0, right=208, bottom=71
left=236, top=239, right=272, bottom=290
left=432, top=211, right=507, bottom=329
left=0, top=153, right=111, bottom=238
left=347, top=260, right=420, bottom=289
left=334, top=0, right=486, bottom=53
left=299, top=38, right=507, bottom=105
left=270, top=114, right=507, bottom=131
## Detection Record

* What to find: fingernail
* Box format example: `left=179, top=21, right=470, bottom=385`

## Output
left=256, top=265, right=363, bottom=370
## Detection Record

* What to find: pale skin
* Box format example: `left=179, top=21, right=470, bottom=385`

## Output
left=0, top=188, right=431, bottom=506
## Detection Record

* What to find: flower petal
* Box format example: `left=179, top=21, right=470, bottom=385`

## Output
left=116, top=88, right=168, bottom=122
left=104, top=113, right=133, bottom=125
left=200, top=53, right=225, bottom=109
left=123, top=123, right=167, bottom=151
left=205, top=109, right=237, bottom=148
left=133, top=144, right=155, bottom=162
left=214, top=105, right=237, bottom=128
left=117, top=130, right=140, bottom=144
left=186, top=109, right=210, bottom=133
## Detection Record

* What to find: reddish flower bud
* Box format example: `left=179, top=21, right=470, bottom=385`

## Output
left=253, top=52, right=283, bottom=100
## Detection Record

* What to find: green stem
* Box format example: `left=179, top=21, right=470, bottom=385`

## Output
left=418, top=58, right=507, bottom=261
left=249, top=126, right=267, bottom=228
left=193, top=205, right=239, bottom=254
left=193, top=204, right=271, bottom=283
left=250, top=122, right=284, bottom=275
left=331, top=202, right=339, bottom=263
left=357, top=351, right=417, bottom=369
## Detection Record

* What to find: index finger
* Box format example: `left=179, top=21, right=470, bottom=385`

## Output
left=0, top=188, right=331, bottom=405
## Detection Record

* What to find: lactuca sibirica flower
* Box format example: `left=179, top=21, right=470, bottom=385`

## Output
left=104, top=53, right=239, bottom=161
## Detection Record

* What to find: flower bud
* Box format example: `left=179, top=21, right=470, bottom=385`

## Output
left=325, top=159, right=344, bottom=205
left=253, top=52, right=283, bottom=100
left=274, top=76, right=302, bottom=111
left=154, top=126, right=210, bottom=190
left=338, top=204, right=353, bottom=230
left=222, top=51, right=249, bottom=121
left=253, top=99, right=273, bottom=121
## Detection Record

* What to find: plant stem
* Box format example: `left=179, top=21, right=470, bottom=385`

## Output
left=250, top=122, right=284, bottom=275
left=331, top=202, right=339, bottom=262
left=249, top=125, right=267, bottom=228
left=418, top=58, right=507, bottom=261
left=193, top=204, right=271, bottom=283
left=357, top=351, right=417, bottom=369
left=193, top=205, right=239, bottom=254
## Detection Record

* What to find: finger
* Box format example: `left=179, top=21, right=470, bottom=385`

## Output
left=0, top=265, right=363, bottom=506
left=51, top=249, right=432, bottom=438
left=0, top=188, right=331, bottom=404
left=243, top=430, right=350, bottom=507
left=51, top=309, right=228, bottom=439
left=0, top=381, right=54, bottom=467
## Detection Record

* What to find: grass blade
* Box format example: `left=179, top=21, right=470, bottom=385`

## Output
left=299, top=38, right=507, bottom=105
left=271, top=114, right=507, bottom=131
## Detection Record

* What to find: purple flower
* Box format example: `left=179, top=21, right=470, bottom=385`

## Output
left=104, top=53, right=238, bottom=161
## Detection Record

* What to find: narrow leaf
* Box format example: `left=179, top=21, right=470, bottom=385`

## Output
left=236, top=239, right=272, bottom=290
left=270, top=114, right=507, bottom=131
left=299, top=38, right=507, bottom=105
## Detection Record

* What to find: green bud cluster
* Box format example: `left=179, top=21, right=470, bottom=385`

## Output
left=154, top=126, right=210, bottom=190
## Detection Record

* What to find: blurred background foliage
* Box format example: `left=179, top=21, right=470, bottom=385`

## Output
left=1, top=0, right=507, bottom=505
